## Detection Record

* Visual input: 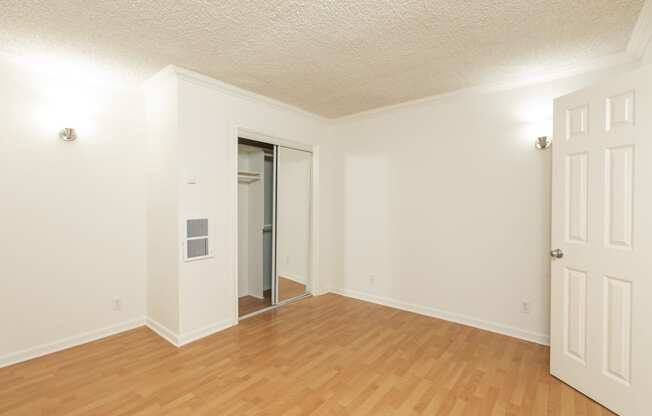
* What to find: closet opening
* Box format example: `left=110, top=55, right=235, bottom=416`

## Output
left=237, top=137, right=312, bottom=319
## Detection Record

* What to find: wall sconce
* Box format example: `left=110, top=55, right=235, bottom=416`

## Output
left=535, top=136, right=551, bottom=150
left=59, top=128, right=77, bottom=142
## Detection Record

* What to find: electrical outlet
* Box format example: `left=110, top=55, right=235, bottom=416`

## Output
left=113, top=298, right=122, bottom=311
left=521, top=300, right=530, bottom=314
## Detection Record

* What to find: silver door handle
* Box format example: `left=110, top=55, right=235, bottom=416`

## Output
left=550, top=249, right=564, bottom=259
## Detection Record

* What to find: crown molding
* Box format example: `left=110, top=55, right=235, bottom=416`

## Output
left=336, top=51, right=637, bottom=122
left=325, top=1, right=652, bottom=121
left=141, top=1, right=652, bottom=123
left=140, top=65, right=177, bottom=91
left=627, top=0, right=652, bottom=59
left=144, top=48, right=639, bottom=124
left=143, top=65, right=329, bottom=123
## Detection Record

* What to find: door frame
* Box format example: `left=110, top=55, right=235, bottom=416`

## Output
left=233, top=127, right=320, bottom=321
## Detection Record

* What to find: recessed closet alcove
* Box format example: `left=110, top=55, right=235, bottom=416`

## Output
left=237, top=137, right=312, bottom=317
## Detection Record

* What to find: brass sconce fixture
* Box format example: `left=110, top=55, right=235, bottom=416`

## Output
left=535, top=136, right=551, bottom=150
left=59, top=128, right=77, bottom=142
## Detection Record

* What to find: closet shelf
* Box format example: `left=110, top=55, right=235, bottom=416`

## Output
left=238, top=171, right=262, bottom=183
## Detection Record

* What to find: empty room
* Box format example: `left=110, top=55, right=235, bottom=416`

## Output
left=1, top=1, right=651, bottom=415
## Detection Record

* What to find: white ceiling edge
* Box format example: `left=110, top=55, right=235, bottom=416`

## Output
left=334, top=52, right=639, bottom=122
left=628, top=0, right=652, bottom=58
left=144, top=51, right=642, bottom=125
left=336, top=10, right=652, bottom=122
left=142, top=65, right=329, bottom=123
left=0, top=50, right=140, bottom=92
left=2, top=4, right=650, bottom=124
left=142, top=2, right=651, bottom=123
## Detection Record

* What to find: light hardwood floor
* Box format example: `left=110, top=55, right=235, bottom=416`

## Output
left=238, top=277, right=306, bottom=316
left=278, top=276, right=307, bottom=302
left=0, top=294, right=614, bottom=415
left=239, top=289, right=272, bottom=317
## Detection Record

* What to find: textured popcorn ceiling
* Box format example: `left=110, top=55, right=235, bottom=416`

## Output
left=0, top=0, right=645, bottom=117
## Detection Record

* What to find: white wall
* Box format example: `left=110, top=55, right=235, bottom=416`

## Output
left=144, top=73, right=180, bottom=334
left=237, top=151, right=251, bottom=297
left=4, top=54, right=640, bottom=362
left=644, top=40, right=652, bottom=64
left=237, top=186, right=250, bottom=297
left=330, top=65, right=637, bottom=344
left=237, top=147, right=265, bottom=299
left=153, top=68, right=335, bottom=340
left=246, top=150, right=265, bottom=298
left=0, top=56, right=147, bottom=364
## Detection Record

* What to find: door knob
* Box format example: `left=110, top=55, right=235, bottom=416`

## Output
left=550, top=248, right=564, bottom=259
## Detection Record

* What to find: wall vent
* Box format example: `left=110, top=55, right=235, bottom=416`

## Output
left=184, top=218, right=211, bottom=261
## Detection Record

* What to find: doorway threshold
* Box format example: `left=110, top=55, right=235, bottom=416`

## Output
left=239, top=293, right=312, bottom=321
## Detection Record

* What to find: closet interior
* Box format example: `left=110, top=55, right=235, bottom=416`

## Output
left=237, top=138, right=312, bottom=317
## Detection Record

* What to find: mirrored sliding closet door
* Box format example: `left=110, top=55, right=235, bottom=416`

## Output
left=275, top=146, right=312, bottom=303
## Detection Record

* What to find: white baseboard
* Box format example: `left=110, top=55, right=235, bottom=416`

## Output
left=238, top=292, right=264, bottom=300
left=145, top=317, right=180, bottom=346
left=278, top=273, right=306, bottom=285
left=0, top=317, right=145, bottom=369
left=177, top=319, right=236, bottom=346
left=332, top=288, right=550, bottom=346
left=145, top=317, right=237, bottom=347
left=0, top=315, right=239, bottom=368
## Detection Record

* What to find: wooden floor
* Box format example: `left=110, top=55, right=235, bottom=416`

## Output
left=0, top=294, right=614, bottom=415
left=278, top=276, right=306, bottom=302
left=239, top=290, right=272, bottom=316
left=239, top=277, right=307, bottom=316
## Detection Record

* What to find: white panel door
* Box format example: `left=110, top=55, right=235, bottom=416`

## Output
left=550, top=64, right=652, bottom=416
